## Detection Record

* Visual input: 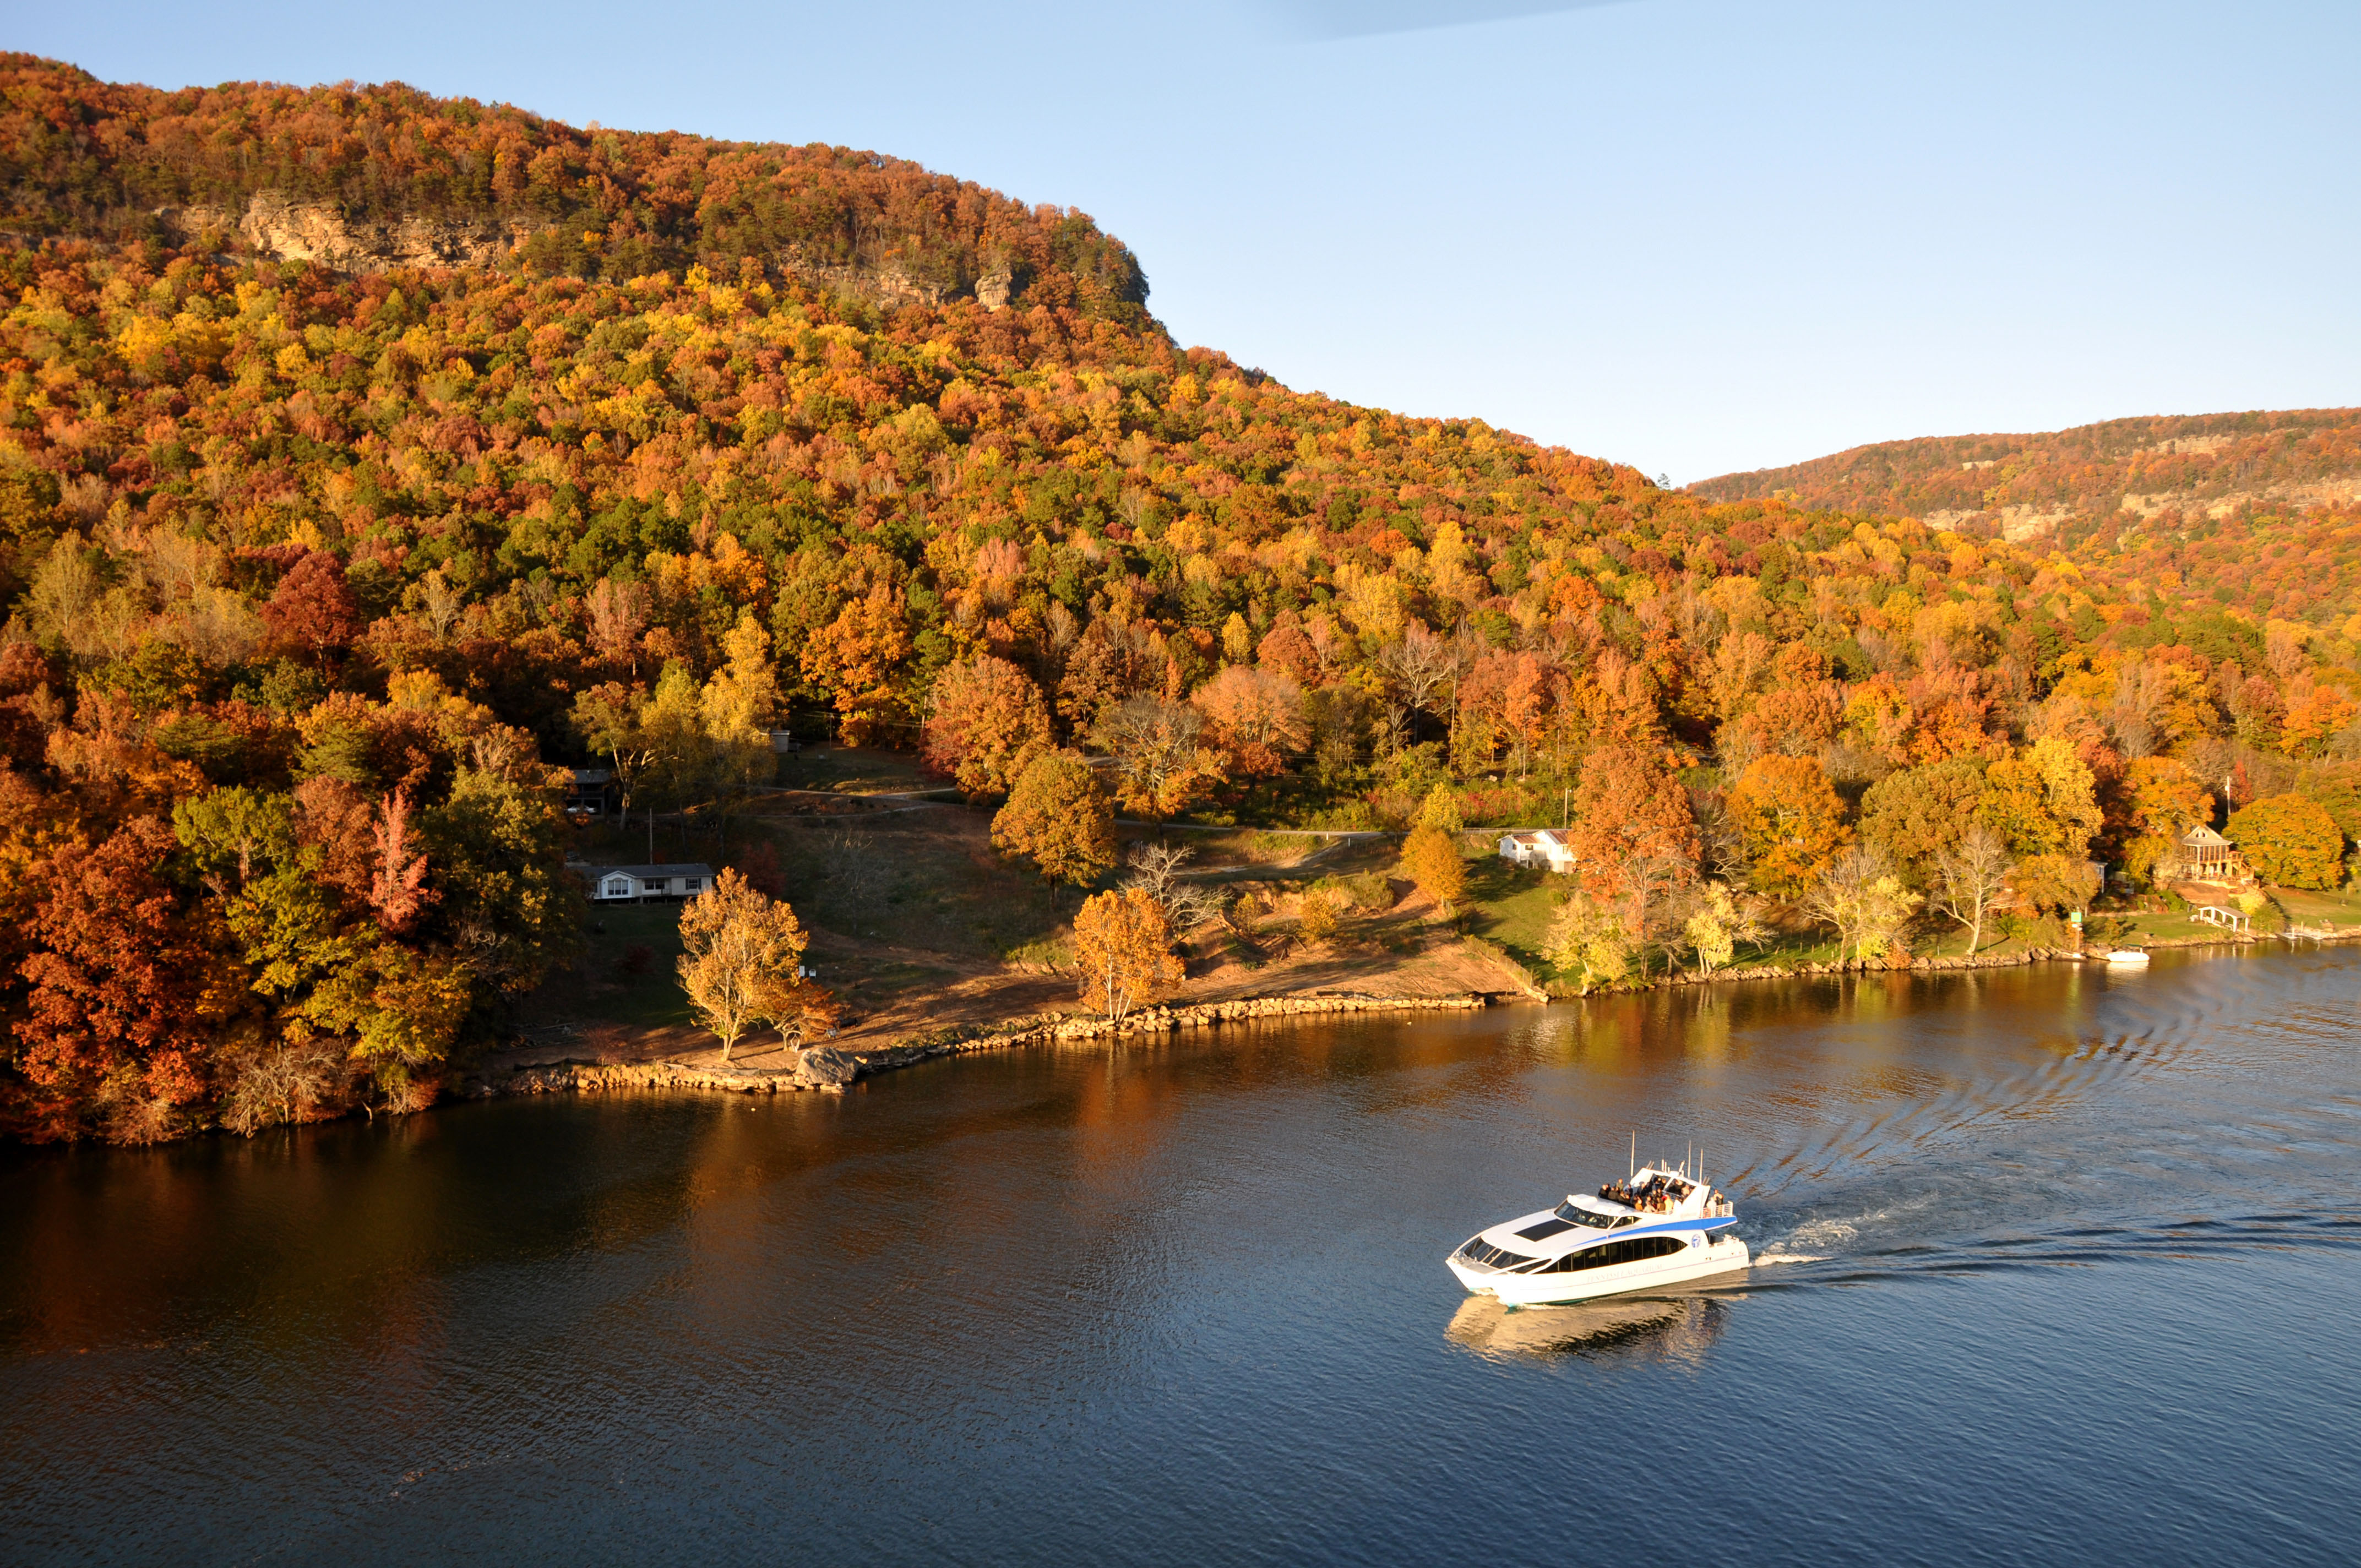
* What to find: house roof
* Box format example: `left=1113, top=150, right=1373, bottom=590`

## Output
left=578, top=863, right=716, bottom=881
left=569, top=768, right=615, bottom=785
left=2179, top=825, right=2232, bottom=848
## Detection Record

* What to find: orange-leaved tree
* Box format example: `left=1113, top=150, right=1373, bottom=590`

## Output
left=1071, top=886, right=1182, bottom=1023
left=1190, top=665, right=1307, bottom=778
left=801, top=580, right=912, bottom=745
left=923, top=655, right=1052, bottom=799
left=1727, top=754, right=1851, bottom=898
left=1565, top=744, right=1701, bottom=949
left=14, top=818, right=225, bottom=1144
left=1093, top=695, right=1226, bottom=824
left=992, top=748, right=1116, bottom=903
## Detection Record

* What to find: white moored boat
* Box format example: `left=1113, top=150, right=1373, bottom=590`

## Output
left=1447, top=1159, right=1748, bottom=1308
left=2104, top=948, right=2150, bottom=966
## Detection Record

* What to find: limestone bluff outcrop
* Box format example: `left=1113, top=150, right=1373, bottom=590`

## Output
left=155, top=192, right=530, bottom=274
left=151, top=191, right=1017, bottom=311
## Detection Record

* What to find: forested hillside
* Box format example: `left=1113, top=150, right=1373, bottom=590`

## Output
left=0, top=55, right=1149, bottom=318
left=4, top=56, right=2359, bottom=1145
left=1693, top=410, right=2361, bottom=625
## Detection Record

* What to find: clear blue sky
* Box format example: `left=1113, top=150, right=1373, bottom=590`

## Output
left=16, top=1, right=2359, bottom=482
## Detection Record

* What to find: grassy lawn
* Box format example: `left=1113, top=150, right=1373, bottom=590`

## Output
left=760, top=807, right=1067, bottom=966
left=1459, top=851, right=1561, bottom=970
left=2273, top=886, right=2361, bottom=927
left=2114, top=911, right=2224, bottom=944
left=774, top=744, right=948, bottom=796
left=573, top=900, right=696, bottom=1028
left=1145, top=825, right=1376, bottom=878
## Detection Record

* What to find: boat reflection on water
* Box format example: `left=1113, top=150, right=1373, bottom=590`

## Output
left=1445, top=1289, right=1736, bottom=1365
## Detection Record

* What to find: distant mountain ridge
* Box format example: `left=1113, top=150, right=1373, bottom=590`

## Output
left=1690, top=409, right=2361, bottom=543
left=0, top=54, right=1150, bottom=321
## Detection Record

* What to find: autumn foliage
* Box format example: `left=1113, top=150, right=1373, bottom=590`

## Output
left=2226, top=794, right=2343, bottom=890
left=1070, top=886, right=1182, bottom=1023
left=2, top=58, right=2360, bottom=1139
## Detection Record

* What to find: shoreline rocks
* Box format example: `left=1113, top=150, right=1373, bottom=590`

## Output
left=472, top=992, right=1497, bottom=1102
left=474, top=928, right=2359, bottom=1107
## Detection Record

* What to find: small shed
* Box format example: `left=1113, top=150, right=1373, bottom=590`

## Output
left=578, top=863, right=716, bottom=903
left=1497, top=829, right=1577, bottom=874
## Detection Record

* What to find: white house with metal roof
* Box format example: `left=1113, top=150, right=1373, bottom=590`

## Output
left=577, top=863, right=717, bottom=903
left=1497, top=829, right=1577, bottom=874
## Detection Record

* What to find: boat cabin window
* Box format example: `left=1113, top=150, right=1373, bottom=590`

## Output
left=1550, top=1201, right=1620, bottom=1229
left=1541, top=1235, right=1690, bottom=1273
left=1516, top=1217, right=1580, bottom=1242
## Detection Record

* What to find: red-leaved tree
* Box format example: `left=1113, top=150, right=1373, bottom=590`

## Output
left=370, top=786, right=434, bottom=935
left=13, top=818, right=217, bottom=1142
left=260, top=551, right=362, bottom=667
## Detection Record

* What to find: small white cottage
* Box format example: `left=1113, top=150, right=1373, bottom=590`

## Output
left=1496, top=830, right=1576, bottom=874
left=578, top=863, right=717, bottom=903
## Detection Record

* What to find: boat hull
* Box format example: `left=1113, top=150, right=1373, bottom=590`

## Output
left=1450, top=1234, right=1751, bottom=1307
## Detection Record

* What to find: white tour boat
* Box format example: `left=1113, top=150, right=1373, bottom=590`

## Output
left=1447, top=1157, right=1748, bottom=1308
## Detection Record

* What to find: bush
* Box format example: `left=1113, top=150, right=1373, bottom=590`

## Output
left=1311, top=870, right=1391, bottom=912
left=1296, top=889, right=1340, bottom=944
left=1004, top=937, right=1073, bottom=970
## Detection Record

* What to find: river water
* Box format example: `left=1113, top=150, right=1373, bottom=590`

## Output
left=4, top=948, right=2358, bottom=1565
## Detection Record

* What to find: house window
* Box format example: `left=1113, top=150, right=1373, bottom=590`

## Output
left=683, top=878, right=703, bottom=893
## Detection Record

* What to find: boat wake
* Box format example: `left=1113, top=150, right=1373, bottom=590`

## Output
left=1748, top=1194, right=1938, bottom=1266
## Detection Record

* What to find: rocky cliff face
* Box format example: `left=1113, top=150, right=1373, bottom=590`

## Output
left=157, top=192, right=530, bottom=274
left=153, top=190, right=1016, bottom=311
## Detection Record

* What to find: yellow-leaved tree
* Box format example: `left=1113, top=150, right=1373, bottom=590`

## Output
left=677, top=869, right=817, bottom=1061
left=1544, top=890, right=1631, bottom=994
left=701, top=611, right=782, bottom=785
left=1803, top=845, right=1922, bottom=965
left=1399, top=823, right=1467, bottom=915
left=1071, top=886, right=1183, bottom=1023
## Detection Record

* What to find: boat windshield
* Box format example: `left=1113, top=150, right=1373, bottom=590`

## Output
left=1457, top=1238, right=1540, bottom=1272
left=1552, top=1201, right=1620, bottom=1228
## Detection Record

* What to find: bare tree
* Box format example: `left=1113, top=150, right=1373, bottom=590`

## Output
left=1375, top=622, right=1461, bottom=745
left=1093, top=696, right=1223, bottom=824
left=221, top=1034, right=347, bottom=1136
left=1930, top=824, right=2014, bottom=955
left=1689, top=783, right=1749, bottom=888
left=823, top=823, right=886, bottom=914
left=1123, top=841, right=1228, bottom=930
left=586, top=576, right=651, bottom=676
left=1612, top=843, right=1699, bottom=978
left=416, top=565, right=466, bottom=643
